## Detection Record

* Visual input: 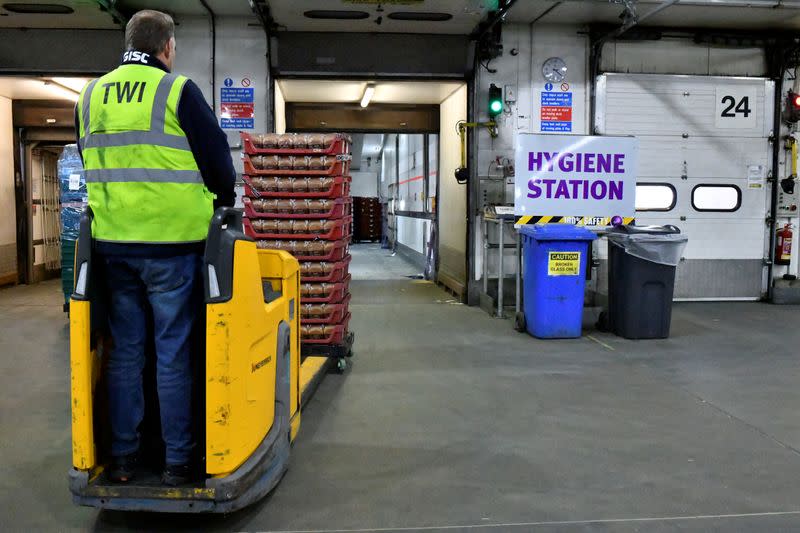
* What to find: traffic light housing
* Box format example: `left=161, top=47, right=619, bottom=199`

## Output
left=783, top=90, right=800, bottom=124
left=488, top=84, right=503, bottom=118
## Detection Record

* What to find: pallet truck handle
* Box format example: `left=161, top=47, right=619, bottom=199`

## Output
left=204, top=207, right=250, bottom=304
left=72, top=207, right=94, bottom=301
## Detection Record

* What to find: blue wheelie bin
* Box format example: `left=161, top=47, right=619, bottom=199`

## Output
left=519, top=225, right=597, bottom=338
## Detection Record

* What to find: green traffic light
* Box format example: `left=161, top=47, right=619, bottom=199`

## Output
left=490, top=100, right=503, bottom=113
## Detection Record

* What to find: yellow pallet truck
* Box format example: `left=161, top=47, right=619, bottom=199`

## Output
left=68, top=207, right=325, bottom=513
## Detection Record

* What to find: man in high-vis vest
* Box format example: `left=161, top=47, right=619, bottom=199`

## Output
left=75, top=10, right=235, bottom=486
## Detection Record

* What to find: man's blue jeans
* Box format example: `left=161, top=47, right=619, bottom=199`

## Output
left=103, top=253, right=202, bottom=466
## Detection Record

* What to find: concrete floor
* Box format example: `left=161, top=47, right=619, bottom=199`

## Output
left=3, top=247, right=800, bottom=531
left=349, top=243, right=422, bottom=280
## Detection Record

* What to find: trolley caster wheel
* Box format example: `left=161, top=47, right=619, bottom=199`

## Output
left=335, top=358, right=348, bottom=373
left=514, top=312, right=526, bottom=333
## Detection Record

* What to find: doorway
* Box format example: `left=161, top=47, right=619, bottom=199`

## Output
left=0, top=76, right=88, bottom=286
left=274, top=79, right=467, bottom=289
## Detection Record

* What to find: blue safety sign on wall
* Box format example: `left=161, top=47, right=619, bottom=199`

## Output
left=540, top=90, right=573, bottom=133
left=541, top=92, right=572, bottom=107
left=540, top=121, right=572, bottom=132
left=220, top=87, right=254, bottom=103
left=220, top=86, right=254, bottom=129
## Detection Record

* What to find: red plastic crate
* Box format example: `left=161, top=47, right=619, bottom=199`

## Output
left=300, top=275, right=350, bottom=304
left=244, top=216, right=352, bottom=241
left=300, top=255, right=351, bottom=283
left=241, top=132, right=350, bottom=156
left=243, top=175, right=351, bottom=199
left=301, top=313, right=352, bottom=345
left=300, top=294, right=351, bottom=324
left=256, top=238, right=349, bottom=262
left=243, top=196, right=352, bottom=220
left=243, top=153, right=351, bottom=176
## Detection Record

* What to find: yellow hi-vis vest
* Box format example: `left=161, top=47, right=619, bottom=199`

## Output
left=77, top=64, right=214, bottom=244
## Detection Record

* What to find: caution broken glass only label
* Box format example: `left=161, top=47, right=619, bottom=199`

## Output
left=548, top=252, right=581, bottom=276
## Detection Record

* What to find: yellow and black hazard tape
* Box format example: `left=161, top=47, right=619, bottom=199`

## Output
left=515, top=215, right=635, bottom=226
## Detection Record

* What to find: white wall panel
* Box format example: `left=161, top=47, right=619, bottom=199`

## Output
left=350, top=171, right=378, bottom=198
left=438, top=85, right=468, bottom=286
left=602, top=39, right=766, bottom=78
left=473, top=24, right=587, bottom=285
left=174, top=17, right=269, bottom=175
left=0, top=96, right=14, bottom=246
left=636, top=136, right=770, bottom=180
left=597, top=74, right=772, bottom=138
left=0, top=96, right=15, bottom=278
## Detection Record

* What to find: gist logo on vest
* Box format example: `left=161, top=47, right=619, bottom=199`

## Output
left=514, top=134, right=639, bottom=226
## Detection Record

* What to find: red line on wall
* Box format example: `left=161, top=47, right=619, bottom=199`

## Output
left=398, top=175, right=424, bottom=186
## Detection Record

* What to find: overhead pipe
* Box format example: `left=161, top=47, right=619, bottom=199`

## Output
left=595, top=0, right=681, bottom=48
left=94, top=0, right=127, bottom=26
left=199, top=0, right=216, bottom=112
left=469, top=0, right=520, bottom=41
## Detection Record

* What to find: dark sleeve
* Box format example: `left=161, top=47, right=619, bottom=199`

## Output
left=74, top=104, right=82, bottom=159
left=177, top=79, right=236, bottom=208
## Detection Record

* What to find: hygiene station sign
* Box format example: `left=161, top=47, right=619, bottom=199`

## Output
left=514, top=134, right=638, bottom=226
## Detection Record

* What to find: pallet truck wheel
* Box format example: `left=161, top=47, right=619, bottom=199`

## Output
left=336, top=358, right=348, bottom=373
left=514, top=312, right=526, bottom=333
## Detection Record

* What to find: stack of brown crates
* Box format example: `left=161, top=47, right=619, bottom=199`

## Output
left=241, top=132, right=354, bottom=358
left=352, top=197, right=382, bottom=243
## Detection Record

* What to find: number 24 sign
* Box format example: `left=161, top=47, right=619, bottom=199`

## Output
left=715, top=87, right=756, bottom=129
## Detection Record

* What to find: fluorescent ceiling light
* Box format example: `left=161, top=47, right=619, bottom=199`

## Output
left=43, top=80, right=79, bottom=102
left=45, top=118, right=56, bottom=124
left=51, top=77, right=87, bottom=93
left=360, top=83, right=375, bottom=108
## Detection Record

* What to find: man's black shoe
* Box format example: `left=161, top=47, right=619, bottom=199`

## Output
left=107, top=453, right=137, bottom=483
left=162, top=463, right=192, bottom=486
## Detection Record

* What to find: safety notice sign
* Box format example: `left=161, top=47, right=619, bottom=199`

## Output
left=220, top=83, right=254, bottom=130
left=548, top=252, right=581, bottom=276
left=541, top=91, right=573, bottom=132
left=514, top=133, right=639, bottom=226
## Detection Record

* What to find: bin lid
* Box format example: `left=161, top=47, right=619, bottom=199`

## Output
left=607, top=224, right=681, bottom=235
left=519, top=224, right=598, bottom=241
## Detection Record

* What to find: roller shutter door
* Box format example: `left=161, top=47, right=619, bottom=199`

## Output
left=596, top=73, right=773, bottom=300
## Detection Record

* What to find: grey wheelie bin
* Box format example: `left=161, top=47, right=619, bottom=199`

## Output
left=603, top=225, right=688, bottom=339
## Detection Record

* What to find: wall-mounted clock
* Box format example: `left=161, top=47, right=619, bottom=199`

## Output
left=542, top=57, right=567, bottom=83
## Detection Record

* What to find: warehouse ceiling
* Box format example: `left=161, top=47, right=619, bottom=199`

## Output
left=277, top=79, right=464, bottom=105
left=508, top=1, right=800, bottom=30
left=2, top=1, right=799, bottom=34
left=264, top=0, right=490, bottom=34
left=0, top=76, right=86, bottom=100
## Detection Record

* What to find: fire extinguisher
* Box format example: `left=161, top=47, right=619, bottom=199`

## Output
left=776, top=223, right=793, bottom=266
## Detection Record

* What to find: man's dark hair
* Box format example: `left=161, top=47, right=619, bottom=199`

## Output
left=125, top=10, right=174, bottom=55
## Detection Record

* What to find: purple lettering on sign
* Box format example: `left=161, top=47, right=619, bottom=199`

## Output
left=596, top=153, right=611, bottom=173
left=542, top=178, right=556, bottom=197
left=584, top=153, right=595, bottom=173
left=554, top=180, right=569, bottom=199
left=527, top=179, right=542, bottom=199
left=568, top=179, right=581, bottom=198
left=523, top=178, right=626, bottom=200
left=608, top=180, right=624, bottom=200
left=559, top=153, right=574, bottom=173
left=613, top=153, right=625, bottom=173
left=527, top=151, right=627, bottom=174
left=590, top=180, right=607, bottom=200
